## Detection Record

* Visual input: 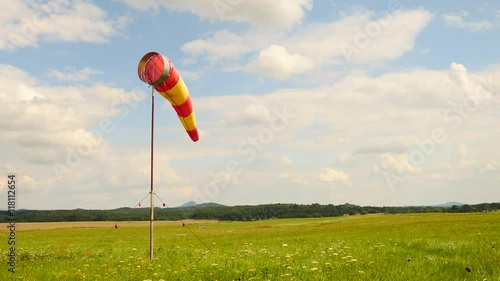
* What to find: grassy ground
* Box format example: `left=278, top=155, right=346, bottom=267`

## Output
left=1, top=212, right=499, bottom=280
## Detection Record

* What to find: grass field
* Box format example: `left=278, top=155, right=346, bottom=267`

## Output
left=1, top=212, right=499, bottom=280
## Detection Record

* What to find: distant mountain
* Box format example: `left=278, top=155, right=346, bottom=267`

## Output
left=436, top=201, right=464, bottom=208
left=197, top=202, right=225, bottom=208
left=178, top=201, right=225, bottom=208
left=179, top=201, right=197, bottom=207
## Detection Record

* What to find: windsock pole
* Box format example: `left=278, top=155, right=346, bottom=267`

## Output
left=150, top=86, right=155, bottom=260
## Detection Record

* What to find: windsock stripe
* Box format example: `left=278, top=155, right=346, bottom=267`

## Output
left=157, top=76, right=189, bottom=105
left=154, top=60, right=179, bottom=93
left=172, top=96, right=193, bottom=118
left=160, top=83, right=196, bottom=129
left=178, top=112, right=198, bottom=142
left=178, top=111, right=197, bottom=132
left=187, top=128, right=199, bottom=142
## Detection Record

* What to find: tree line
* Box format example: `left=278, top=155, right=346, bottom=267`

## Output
left=1, top=202, right=499, bottom=223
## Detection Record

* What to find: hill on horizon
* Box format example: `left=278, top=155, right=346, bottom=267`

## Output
left=178, top=201, right=226, bottom=208
left=435, top=201, right=464, bottom=208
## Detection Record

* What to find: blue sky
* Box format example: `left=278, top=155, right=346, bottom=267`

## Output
left=0, top=0, right=499, bottom=210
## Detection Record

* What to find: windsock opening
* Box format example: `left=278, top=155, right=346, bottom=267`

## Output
left=138, top=52, right=171, bottom=87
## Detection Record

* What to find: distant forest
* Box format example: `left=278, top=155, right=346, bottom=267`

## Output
left=1, top=202, right=499, bottom=223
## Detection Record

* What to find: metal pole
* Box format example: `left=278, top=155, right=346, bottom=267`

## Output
left=150, top=88, right=155, bottom=260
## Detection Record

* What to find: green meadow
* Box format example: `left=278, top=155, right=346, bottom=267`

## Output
left=2, top=212, right=499, bottom=281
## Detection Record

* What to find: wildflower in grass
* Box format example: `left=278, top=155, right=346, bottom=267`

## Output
left=350, top=259, right=357, bottom=262
left=132, top=248, right=137, bottom=251
left=325, top=262, right=331, bottom=265
left=211, top=263, right=218, bottom=267
left=282, top=244, right=288, bottom=247
left=358, top=271, right=365, bottom=274
left=310, top=267, right=318, bottom=271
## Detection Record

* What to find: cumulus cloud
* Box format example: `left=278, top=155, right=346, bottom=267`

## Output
left=380, top=153, right=417, bottom=175
left=182, top=9, right=433, bottom=78
left=120, top=0, right=312, bottom=28
left=442, top=11, right=493, bottom=32
left=182, top=30, right=264, bottom=64
left=46, top=67, right=103, bottom=82
left=281, top=156, right=292, bottom=166
left=0, top=64, right=145, bottom=165
left=457, top=144, right=468, bottom=158
left=0, top=0, right=129, bottom=51
left=319, top=168, right=349, bottom=183
left=481, top=164, right=496, bottom=173
left=246, top=45, right=315, bottom=79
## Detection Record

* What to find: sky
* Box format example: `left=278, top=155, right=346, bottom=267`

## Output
left=0, top=0, right=499, bottom=210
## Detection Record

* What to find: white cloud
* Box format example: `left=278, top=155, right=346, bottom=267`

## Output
left=46, top=67, right=103, bottom=82
left=182, top=30, right=262, bottom=64
left=279, top=173, right=290, bottom=179
left=319, top=168, right=349, bottom=183
left=457, top=144, right=468, bottom=158
left=182, top=9, right=433, bottom=78
left=337, top=9, right=433, bottom=63
left=292, top=177, right=310, bottom=186
left=0, top=64, right=145, bottom=164
left=281, top=156, right=293, bottom=166
left=442, top=12, right=493, bottom=32
left=120, top=0, right=312, bottom=28
left=419, top=48, right=430, bottom=55
left=0, top=0, right=129, bottom=51
left=481, top=164, right=496, bottom=173
left=178, top=70, right=201, bottom=81
left=247, top=45, right=315, bottom=79
left=380, top=153, right=418, bottom=175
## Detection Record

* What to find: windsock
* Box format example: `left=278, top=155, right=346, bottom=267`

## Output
left=138, top=52, right=199, bottom=142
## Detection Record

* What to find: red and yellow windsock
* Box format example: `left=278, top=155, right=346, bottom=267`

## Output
left=137, top=52, right=199, bottom=142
